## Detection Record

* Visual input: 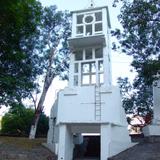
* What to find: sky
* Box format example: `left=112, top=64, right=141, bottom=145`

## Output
left=0, top=0, right=136, bottom=116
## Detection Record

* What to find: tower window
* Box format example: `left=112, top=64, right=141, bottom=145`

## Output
left=84, top=15, right=94, bottom=23
left=75, top=50, right=83, bottom=61
left=82, top=62, right=96, bottom=85
left=77, top=15, right=83, bottom=24
left=95, top=23, right=102, bottom=32
left=74, top=75, right=78, bottom=86
left=74, top=63, right=79, bottom=73
left=82, top=75, right=90, bottom=85
left=99, top=73, right=104, bottom=84
left=85, top=48, right=92, bottom=59
left=86, top=25, right=92, bottom=35
left=73, top=47, right=104, bottom=86
left=75, top=11, right=103, bottom=37
left=77, top=26, right=83, bottom=35
left=95, top=12, right=102, bottom=21
left=95, top=48, right=103, bottom=58
left=98, top=61, right=103, bottom=72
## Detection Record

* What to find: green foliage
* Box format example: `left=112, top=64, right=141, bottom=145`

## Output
left=1, top=103, right=48, bottom=136
left=39, top=5, right=71, bottom=79
left=112, top=0, right=159, bottom=115
left=112, top=0, right=160, bottom=85
left=118, top=77, right=153, bottom=116
left=37, top=114, right=49, bottom=137
left=0, top=0, right=42, bottom=106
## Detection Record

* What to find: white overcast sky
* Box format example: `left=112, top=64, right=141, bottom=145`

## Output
left=0, top=0, right=136, bottom=116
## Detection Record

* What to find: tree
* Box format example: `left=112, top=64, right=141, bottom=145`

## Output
left=29, top=6, right=71, bottom=139
left=112, top=0, right=160, bottom=84
left=112, top=0, right=160, bottom=114
left=117, top=77, right=153, bottom=116
left=0, top=0, right=42, bottom=106
left=1, top=103, right=49, bottom=136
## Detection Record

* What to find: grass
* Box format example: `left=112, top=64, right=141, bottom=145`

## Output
left=0, top=136, right=47, bottom=149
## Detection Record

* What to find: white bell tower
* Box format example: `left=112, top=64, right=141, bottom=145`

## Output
left=68, top=3, right=111, bottom=89
left=47, top=4, right=135, bottom=160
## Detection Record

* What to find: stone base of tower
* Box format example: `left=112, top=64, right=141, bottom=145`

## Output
left=56, top=123, right=135, bottom=160
left=101, top=124, right=136, bottom=160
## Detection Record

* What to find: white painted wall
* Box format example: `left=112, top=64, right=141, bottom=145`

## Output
left=101, top=124, right=134, bottom=160
left=57, top=86, right=95, bottom=123
left=143, top=80, right=160, bottom=136
left=58, top=125, right=74, bottom=160
left=57, top=85, right=127, bottom=126
left=153, top=80, right=160, bottom=123
left=101, top=86, right=128, bottom=125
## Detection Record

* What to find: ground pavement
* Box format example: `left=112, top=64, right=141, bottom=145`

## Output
left=0, top=137, right=56, bottom=160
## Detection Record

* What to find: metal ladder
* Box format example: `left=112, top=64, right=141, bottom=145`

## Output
left=95, top=85, right=101, bottom=121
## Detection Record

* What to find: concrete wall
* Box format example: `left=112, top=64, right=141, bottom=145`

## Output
left=101, top=86, right=128, bottom=125
left=47, top=99, right=59, bottom=153
left=57, top=86, right=95, bottom=123
left=153, top=80, right=160, bottom=122
left=100, top=124, right=133, bottom=160
left=57, top=85, right=127, bottom=126
left=58, top=125, right=74, bottom=160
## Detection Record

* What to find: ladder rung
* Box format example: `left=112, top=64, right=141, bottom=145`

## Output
left=95, top=85, right=101, bottom=120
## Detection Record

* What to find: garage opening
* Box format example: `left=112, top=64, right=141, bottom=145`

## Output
left=73, top=134, right=100, bottom=160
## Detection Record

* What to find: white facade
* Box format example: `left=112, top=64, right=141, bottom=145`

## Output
left=143, top=80, right=160, bottom=136
left=47, top=5, right=134, bottom=160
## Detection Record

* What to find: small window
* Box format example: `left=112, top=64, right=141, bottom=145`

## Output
left=95, top=48, right=103, bottom=58
left=86, top=25, right=92, bottom=35
left=95, top=12, right=102, bottom=21
left=82, top=63, right=90, bottom=73
left=75, top=50, right=83, bottom=61
left=91, top=75, right=96, bottom=84
left=74, top=63, right=78, bottom=73
left=95, top=23, right=102, bottom=32
left=98, top=61, right=103, bottom=72
left=82, top=75, right=90, bottom=85
left=99, top=73, right=104, bottom=84
left=84, top=15, right=94, bottom=23
left=74, top=75, right=78, bottom=86
left=77, top=26, right=83, bottom=34
left=91, top=62, right=96, bottom=73
left=77, top=15, right=83, bottom=24
left=85, top=48, right=92, bottom=59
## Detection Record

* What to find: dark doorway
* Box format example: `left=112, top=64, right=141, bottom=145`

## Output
left=73, top=136, right=100, bottom=159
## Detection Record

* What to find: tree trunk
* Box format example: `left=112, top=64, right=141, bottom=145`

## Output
left=29, top=88, right=46, bottom=139
left=29, top=114, right=40, bottom=139
left=29, top=72, right=54, bottom=139
left=29, top=43, right=56, bottom=139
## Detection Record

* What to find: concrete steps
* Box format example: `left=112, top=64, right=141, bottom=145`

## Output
left=108, top=136, right=160, bottom=160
